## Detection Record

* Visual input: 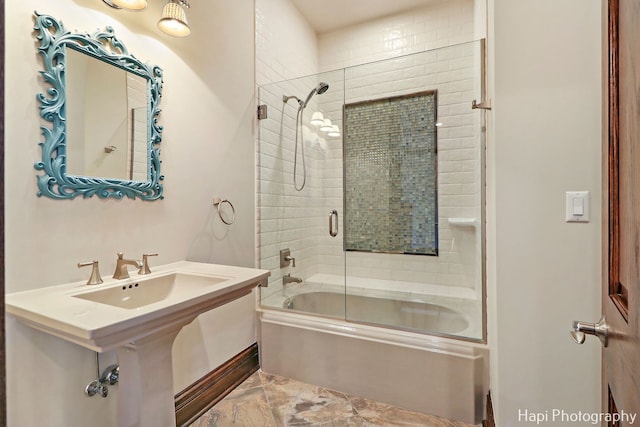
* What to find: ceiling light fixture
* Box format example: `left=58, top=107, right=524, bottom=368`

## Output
left=103, top=0, right=148, bottom=11
left=158, top=0, right=191, bottom=37
left=102, top=0, right=193, bottom=37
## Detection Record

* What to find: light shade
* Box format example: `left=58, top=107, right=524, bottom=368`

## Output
left=320, top=118, right=333, bottom=132
left=328, top=125, right=341, bottom=137
left=109, top=0, right=147, bottom=10
left=310, top=112, right=325, bottom=126
left=158, top=1, right=191, bottom=37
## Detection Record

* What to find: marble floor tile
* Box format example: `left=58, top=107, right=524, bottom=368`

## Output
left=260, top=372, right=357, bottom=426
left=193, top=370, right=478, bottom=427
left=350, top=397, right=473, bottom=427
left=191, top=376, right=275, bottom=427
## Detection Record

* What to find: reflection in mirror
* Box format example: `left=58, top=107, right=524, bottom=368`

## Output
left=131, top=107, right=149, bottom=181
left=66, top=49, right=149, bottom=181
left=344, top=90, right=438, bottom=255
left=33, top=11, right=163, bottom=200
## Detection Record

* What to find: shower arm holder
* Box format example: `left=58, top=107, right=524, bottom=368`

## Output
left=471, top=99, right=492, bottom=110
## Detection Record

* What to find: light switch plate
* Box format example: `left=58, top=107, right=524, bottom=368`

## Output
left=565, top=191, right=590, bottom=222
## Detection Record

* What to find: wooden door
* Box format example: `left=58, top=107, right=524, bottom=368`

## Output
left=605, top=0, right=640, bottom=423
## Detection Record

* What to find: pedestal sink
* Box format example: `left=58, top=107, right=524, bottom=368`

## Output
left=6, top=261, right=270, bottom=427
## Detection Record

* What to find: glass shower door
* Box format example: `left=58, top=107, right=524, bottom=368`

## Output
left=342, top=41, right=486, bottom=340
left=258, top=41, right=486, bottom=342
left=257, top=70, right=346, bottom=315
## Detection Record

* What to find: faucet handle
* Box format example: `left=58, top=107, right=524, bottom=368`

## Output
left=139, top=253, right=158, bottom=275
left=78, top=260, right=103, bottom=285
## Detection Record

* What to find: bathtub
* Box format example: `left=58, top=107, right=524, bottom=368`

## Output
left=258, top=300, right=489, bottom=425
left=282, top=291, right=469, bottom=335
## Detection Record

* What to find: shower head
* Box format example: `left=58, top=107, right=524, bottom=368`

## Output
left=301, top=82, right=329, bottom=108
left=316, top=82, right=330, bottom=95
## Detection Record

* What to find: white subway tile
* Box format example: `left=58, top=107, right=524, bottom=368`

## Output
left=258, top=0, right=482, bottom=294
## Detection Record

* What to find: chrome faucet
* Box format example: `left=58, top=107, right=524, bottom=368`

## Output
left=112, top=252, right=143, bottom=280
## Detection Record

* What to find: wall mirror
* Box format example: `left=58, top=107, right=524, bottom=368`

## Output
left=33, top=11, right=164, bottom=200
left=344, top=90, right=438, bottom=255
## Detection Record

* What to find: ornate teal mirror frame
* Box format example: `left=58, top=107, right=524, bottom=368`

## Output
left=33, top=11, right=164, bottom=200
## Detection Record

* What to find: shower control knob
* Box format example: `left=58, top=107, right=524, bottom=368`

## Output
left=280, top=249, right=296, bottom=268
left=285, top=255, right=296, bottom=268
left=569, top=316, right=608, bottom=347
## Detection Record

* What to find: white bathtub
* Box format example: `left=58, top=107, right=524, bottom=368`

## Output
left=282, top=290, right=470, bottom=335
left=258, top=306, right=489, bottom=425
left=261, top=275, right=483, bottom=339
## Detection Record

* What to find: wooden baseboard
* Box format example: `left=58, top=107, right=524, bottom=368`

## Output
left=174, top=343, right=260, bottom=427
left=483, top=391, right=495, bottom=427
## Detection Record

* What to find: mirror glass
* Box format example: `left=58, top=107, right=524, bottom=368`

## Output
left=66, top=49, right=149, bottom=180
left=34, top=12, right=164, bottom=200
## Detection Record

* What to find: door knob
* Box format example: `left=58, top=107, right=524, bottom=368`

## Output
left=569, top=316, right=608, bottom=347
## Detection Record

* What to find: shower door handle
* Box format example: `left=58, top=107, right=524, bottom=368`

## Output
left=329, top=210, right=338, bottom=237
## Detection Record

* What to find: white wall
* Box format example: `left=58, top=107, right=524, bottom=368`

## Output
left=5, top=1, right=256, bottom=425
left=487, top=0, right=603, bottom=424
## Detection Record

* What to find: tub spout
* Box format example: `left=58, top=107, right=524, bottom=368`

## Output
left=282, top=274, right=302, bottom=297
left=283, top=274, right=302, bottom=285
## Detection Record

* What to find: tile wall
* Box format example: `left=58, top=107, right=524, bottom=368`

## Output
left=257, top=0, right=485, bottom=304
left=344, top=91, right=438, bottom=255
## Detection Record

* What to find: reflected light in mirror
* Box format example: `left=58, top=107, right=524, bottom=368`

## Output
left=320, top=118, right=333, bottom=132
left=65, top=49, right=150, bottom=181
left=109, top=0, right=148, bottom=10
left=310, top=111, right=325, bottom=126
left=158, top=1, right=191, bottom=37
left=328, top=125, right=341, bottom=137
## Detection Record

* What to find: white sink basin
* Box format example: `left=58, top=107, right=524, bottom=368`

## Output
left=73, top=272, right=231, bottom=309
left=7, top=261, right=270, bottom=427
left=6, top=261, right=269, bottom=352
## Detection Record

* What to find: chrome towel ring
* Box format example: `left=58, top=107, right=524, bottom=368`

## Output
left=213, top=197, right=236, bottom=225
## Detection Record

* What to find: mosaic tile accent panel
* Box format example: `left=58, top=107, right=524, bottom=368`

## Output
left=344, top=91, right=438, bottom=255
